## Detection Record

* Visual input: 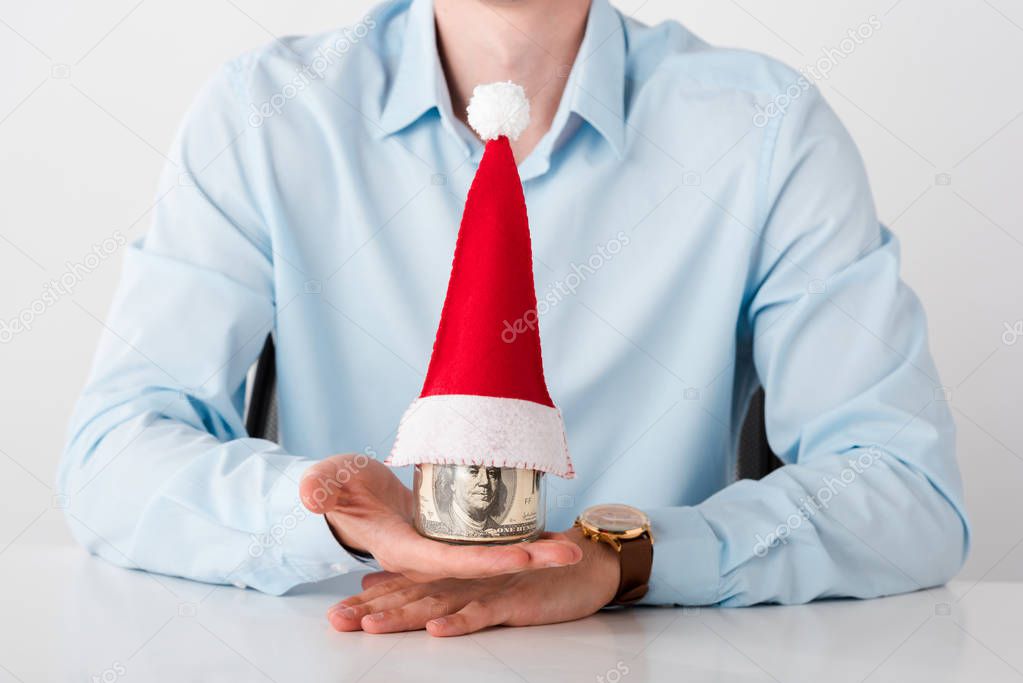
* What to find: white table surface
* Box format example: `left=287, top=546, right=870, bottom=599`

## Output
left=1, top=539, right=1021, bottom=683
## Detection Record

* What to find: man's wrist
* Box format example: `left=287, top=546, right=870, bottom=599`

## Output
left=325, top=512, right=373, bottom=559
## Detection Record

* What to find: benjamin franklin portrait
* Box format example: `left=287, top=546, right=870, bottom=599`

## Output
left=433, top=464, right=517, bottom=536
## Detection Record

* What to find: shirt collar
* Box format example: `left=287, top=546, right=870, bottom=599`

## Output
left=564, top=0, right=627, bottom=158
left=376, top=0, right=453, bottom=138
left=376, top=0, right=627, bottom=158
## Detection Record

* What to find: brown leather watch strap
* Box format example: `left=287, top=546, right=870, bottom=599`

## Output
left=610, top=532, right=653, bottom=606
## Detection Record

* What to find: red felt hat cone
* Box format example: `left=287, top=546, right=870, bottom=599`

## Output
left=387, top=82, right=574, bottom=478
left=420, top=134, right=554, bottom=407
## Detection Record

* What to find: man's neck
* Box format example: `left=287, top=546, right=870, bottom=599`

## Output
left=434, top=0, right=592, bottom=162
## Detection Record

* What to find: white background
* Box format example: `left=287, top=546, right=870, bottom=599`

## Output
left=1, top=0, right=1021, bottom=584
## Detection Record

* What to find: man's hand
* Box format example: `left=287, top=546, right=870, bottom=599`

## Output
left=299, top=454, right=582, bottom=582
left=325, top=527, right=620, bottom=636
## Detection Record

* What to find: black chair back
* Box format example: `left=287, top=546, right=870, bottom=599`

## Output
left=245, top=335, right=279, bottom=442
left=735, top=386, right=783, bottom=480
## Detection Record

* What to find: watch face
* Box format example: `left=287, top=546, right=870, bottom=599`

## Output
left=581, top=504, right=648, bottom=534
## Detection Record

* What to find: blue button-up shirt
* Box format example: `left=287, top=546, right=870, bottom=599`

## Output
left=60, top=0, right=969, bottom=605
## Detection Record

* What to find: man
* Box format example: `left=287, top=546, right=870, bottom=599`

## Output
left=60, top=0, right=969, bottom=638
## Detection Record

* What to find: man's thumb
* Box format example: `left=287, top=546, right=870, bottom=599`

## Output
left=299, top=461, right=346, bottom=513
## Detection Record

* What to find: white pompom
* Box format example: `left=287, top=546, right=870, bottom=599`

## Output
left=466, top=81, right=531, bottom=141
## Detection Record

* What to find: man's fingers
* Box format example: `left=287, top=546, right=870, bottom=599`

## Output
left=428, top=536, right=582, bottom=577
left=406, top=536, right=530, bottom=579
left=344, top=583, right=463, bottom=631
left=371, top=524, right=522, bottom=579
left=338, top=575, right=415, bottom=609
left=330, top=584, right=433, bottom=631
left=327, top=575, right=417, bottom=631
left=360, top=571, right=402, bottom=591
left=426, top=597, right=509, bottom=637
left=358, top=590, right=477, bottom=634
left=378, top=526, right=582, bottom=580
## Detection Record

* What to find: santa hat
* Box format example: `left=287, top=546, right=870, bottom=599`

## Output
left=386, top=81, right=575, bottom=479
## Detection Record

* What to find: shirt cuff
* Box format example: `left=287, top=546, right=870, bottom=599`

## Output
left=639, top=506, right=723, bottom=606
left=269, top=458, right=374, bottom=587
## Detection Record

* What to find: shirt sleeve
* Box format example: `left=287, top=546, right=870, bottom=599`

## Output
left=56, top=62, right=372, bottom=596
left=639, top=85, right=970, bottom=606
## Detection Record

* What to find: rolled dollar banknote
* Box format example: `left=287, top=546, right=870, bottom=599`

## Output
left=413, top=464, right=546, bottom=544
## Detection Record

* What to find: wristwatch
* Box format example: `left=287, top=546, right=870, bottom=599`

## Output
left=574, top=504, right=654, bottom=606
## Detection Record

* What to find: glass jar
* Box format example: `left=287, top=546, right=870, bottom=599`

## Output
left=413, top=463, right=546, bottom=544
